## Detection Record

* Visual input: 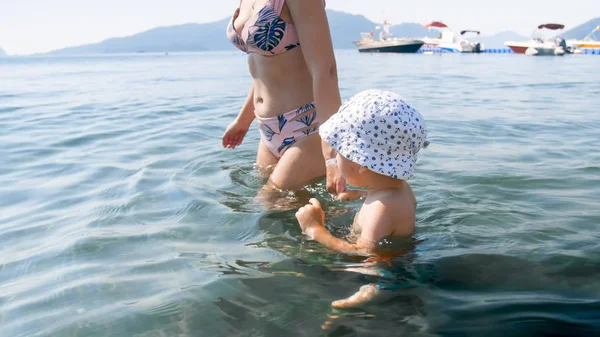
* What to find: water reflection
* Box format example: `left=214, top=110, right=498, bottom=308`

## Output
left=213, top=256, right=436, bottom=337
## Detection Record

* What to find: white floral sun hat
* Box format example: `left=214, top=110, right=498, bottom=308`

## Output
left=320, top=90, right=428, bottom=180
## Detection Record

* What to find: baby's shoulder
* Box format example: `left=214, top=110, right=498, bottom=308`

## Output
left=362, top=192, right=415, bottom=236
left=375, top=193, right=414, bottom=216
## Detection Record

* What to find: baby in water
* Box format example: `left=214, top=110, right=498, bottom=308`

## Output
left=295, top=90, right=428, bottom=308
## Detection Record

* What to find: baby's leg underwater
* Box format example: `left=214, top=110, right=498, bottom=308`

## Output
left=331, top=284, right=381, bottom=309
left=331, top=266, right=412, bottom=308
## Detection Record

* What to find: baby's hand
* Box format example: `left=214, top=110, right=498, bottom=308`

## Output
left=296, top=198, right=325, bottom=234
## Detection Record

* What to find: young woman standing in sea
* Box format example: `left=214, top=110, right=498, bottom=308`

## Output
left=221, top=0, right=346, bottom=197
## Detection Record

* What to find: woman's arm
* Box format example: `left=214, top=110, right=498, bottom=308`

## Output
left=287, top=0, right=346, bottom=195
left=222, top=84, right=256, bottom=149
left=237, top=83, right=256, bottom=126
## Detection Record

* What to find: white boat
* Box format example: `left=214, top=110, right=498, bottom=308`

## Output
left=567, top=25, right=600, bottom=50
left=505, top=23, right=568, bottom=56
left=525, top=42, right=566, bottom=56
left=354, top=20, right=424, bottom=54
left=423, top=21, right=483, bottom=53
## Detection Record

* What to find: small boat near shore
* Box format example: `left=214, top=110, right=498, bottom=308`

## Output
left=568, top=25, right=600, bottom=50
left=505, top=23, right=569, bottom=56
left=354, top=20, right=424, bottom=53
left=423, top=21, right=484, bottom=53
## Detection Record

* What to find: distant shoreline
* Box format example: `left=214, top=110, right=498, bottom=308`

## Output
left=4, top=12, right=597, bottom=57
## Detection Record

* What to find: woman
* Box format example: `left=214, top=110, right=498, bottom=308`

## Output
left=222, top=0, right=346, bottom=196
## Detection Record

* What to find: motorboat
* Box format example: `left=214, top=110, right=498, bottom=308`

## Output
left=423, top=21, right=483, bottom=53
left=567, top=25, right=600, bottom=50
left=505, top=23, right=568, bottom=56
left=354, top=20, right=425, bottom=53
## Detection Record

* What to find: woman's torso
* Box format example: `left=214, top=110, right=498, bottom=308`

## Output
left=229, top=0, right=316, bottom=118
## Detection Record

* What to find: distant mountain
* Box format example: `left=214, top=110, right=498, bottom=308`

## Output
left=390, top=23, right=436, bottom=39
left=0, top=48, right=6, bottom=57
left=477, top=31, right=528, bottom=49
left=49, top=19, right=231, bottom=55
left=326, top=10, right=373, bottom=49
left=563, top=17, right=600, bottom=39
left=48, top=10, right=435, bottom=54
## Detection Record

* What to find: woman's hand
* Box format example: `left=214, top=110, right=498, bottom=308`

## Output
left=222, top=119, right=251, bottom=149
left=296, top=198, right=325, bottom=235
left=326, top=165, right=347, bottom=196
left=337, top=190, right=366, bottom=201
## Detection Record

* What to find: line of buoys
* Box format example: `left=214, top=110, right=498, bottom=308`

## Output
left=581, top=49, right=599, bottom=55
left=416, top=47, right=599, bottom=55
left=417, top=47, right=514, bottom=54
left=417, top=48, right=444, bottom=54
left=483, top=48, right=515, bottom=53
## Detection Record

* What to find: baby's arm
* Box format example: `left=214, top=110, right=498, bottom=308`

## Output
left=356, top=206, right=394, bottom=249
left=310, top=219, right=390, bottom=253
left=296, top=199, right=392, bottom=254
left=296, top=199, right=361, bottom=253
left=309, top=226, right=361, bottom=253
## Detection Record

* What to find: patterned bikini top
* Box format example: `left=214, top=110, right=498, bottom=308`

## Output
left=226, top=0, right=302, bottom=56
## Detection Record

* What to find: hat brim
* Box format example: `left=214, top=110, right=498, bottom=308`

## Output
left=320, top=116, right=416, bottom=180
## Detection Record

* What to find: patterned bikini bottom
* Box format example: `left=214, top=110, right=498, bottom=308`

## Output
left=255, top=102, right=319, bottom=158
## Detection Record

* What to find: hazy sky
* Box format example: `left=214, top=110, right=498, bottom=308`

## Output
left=1, top=0, right=598, bottom=55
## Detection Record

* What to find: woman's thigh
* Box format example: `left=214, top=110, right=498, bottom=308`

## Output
left=256, top=138, right=279, bottom=179
left=268, top=134, right=326, bottom=191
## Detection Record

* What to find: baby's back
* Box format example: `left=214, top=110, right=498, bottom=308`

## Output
left=356, top=183, right=416, bottom=245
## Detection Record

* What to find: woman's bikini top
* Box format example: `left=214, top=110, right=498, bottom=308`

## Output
left=226, top=0, right=316, bottom=56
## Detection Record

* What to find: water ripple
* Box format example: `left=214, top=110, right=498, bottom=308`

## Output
left=1, top=52, right=599, bottom=336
